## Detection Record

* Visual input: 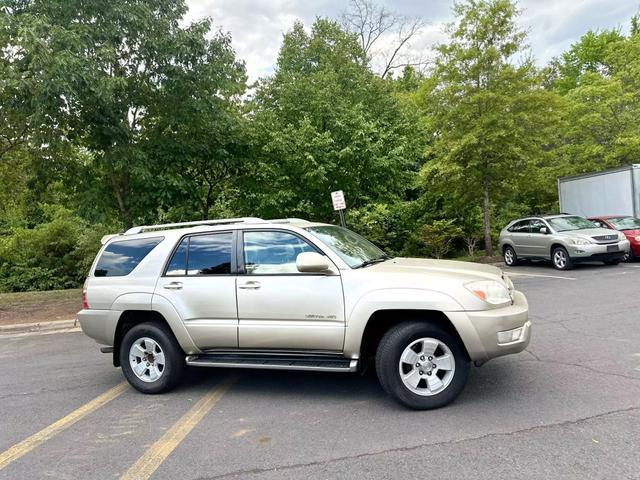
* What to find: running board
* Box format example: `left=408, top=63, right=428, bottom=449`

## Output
left=185, top=353, right=358, bottom=373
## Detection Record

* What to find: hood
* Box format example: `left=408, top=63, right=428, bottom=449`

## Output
left=368, top=257, right=504, bottom=282
left=557, top=227, right=620, bottom=239
left=621, top=229, right=640, bottom=237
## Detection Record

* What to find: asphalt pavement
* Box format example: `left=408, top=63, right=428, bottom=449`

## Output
left=1, top=261, right=639, bottom=479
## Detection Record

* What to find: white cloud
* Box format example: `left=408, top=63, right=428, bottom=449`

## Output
left=185, top=0, right=640, bottom=81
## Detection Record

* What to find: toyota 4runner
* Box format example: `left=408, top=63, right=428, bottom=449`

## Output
left=79, top=217, right=530, bottom=410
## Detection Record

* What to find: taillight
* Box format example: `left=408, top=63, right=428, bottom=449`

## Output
left=82, top=289, right=89, bottom=309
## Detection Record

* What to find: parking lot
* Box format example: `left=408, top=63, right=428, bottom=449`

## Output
left=1, top=262, right=639, bottom=480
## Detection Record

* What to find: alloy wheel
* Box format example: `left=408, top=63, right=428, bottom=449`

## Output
left=553, top=250, right=567, bottom=269
left=398, top=337, right=455, bottom=396
left=129, top=337, right=166, bottom=383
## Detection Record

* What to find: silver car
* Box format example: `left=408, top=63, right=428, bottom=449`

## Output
left=79, top=217, right=530, bottom=410
left=499, top=214, right=630, bottom=270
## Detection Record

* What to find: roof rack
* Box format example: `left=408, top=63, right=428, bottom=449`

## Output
left=267, top=218, right=310, bottom=224
left=124, top=217, right=265, bottom=235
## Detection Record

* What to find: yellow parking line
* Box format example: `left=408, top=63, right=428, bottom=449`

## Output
left=120, top=376, right=236, bottom=480
left=0, top=381, right=128, bottom=470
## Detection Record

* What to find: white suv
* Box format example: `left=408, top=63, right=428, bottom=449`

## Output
left=79, top=217, right=530, bottom=409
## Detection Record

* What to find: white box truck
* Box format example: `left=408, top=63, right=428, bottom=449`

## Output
left=558, top=165, right=640, bottom=217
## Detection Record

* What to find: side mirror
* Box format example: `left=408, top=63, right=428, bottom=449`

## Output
left=296, top=252, right=331, bottom=273
left=540, top=227, right=548, bottom=234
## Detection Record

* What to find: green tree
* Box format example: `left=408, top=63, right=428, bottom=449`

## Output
left=2, top=0, right=247, bottom=228
left=553, top=20, right=640, bottom=175
left=420, top=0, right=561, bottom=255
left=248, top=19, right=423, bottom=221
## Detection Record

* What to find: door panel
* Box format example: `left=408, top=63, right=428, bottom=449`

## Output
left=237, top=275, right=345, bottom=350
left=236, top=230, right=345, bottom=351
left=155, top=232, right=238, bottom=349
left=527, top=220, right=550, bottom=257
left=510, top=220, right=531, bottom=256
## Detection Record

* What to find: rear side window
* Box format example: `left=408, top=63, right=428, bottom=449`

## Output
left=165, top=233, right=232, bottom=276
left=95, top=237, right=163, bottom=277
left=508, top=220, right=530, bottom=233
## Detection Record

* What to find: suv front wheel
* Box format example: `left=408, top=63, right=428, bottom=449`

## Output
left=120, top=322, right=185, bottom=394
left=376, top=321, right=470, bottom=410
left=551, top=246, right=573, bottom=270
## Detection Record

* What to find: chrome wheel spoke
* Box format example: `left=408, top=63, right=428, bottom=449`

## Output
left=421, top=339, right=438, bottom=356
left=154, top=352, right=165, bottom=366
left=426, top=374, right=444, bottom=392
left=400, top=348, right=419, bottom=365
left=132, top=344, right=146, bottom=358
left=402, top=369, right=421, bottom=389
left=132, top=361, right=146, bottom=376
left=434, top=354, right=453, bottom=371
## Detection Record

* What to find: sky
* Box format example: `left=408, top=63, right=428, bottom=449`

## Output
left=185, top=0, right=640, bottom=82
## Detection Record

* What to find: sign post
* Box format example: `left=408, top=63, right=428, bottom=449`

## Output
left=331, top=190, right=346, bottom=227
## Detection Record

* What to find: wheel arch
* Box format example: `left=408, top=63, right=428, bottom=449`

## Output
left=113, top=310, right=174, bottom=367
left=359, top=309, right=471, bottom=365
left=550, top=242, right=567, bottom=257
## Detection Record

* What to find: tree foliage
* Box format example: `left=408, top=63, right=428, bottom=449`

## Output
left=1, top=0, right=640, bottom=291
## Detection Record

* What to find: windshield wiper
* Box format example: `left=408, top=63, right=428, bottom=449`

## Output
left=355, top=254, right=392, bottom=269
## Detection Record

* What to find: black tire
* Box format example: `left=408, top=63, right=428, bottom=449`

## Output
left=622, top=250, right=634, bottom=262
left=503, top=245, right=519, bottom=267
left=603, top=258, right=621, bottom=266
left=375, top=321, right=470, bottom=410
left=120, top=322, right=185, bottom=394
left=551, top=246, right=573, bottom=270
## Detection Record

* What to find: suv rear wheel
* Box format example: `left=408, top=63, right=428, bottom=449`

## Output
left=375, top=321, right=470, bottom=410
left=503, top=245, right=519, bottom=267
left=551, top=246, right=573, bottom=270
left=120, top=322, right=185, bottom=394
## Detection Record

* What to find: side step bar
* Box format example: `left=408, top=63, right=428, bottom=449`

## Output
left=185, top=353, right=358, bottom=373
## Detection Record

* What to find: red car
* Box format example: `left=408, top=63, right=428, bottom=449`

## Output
left=589, top=216, right=640, bottom=261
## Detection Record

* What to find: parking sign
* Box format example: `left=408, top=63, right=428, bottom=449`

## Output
left=331, top=190, right=346, bottom=211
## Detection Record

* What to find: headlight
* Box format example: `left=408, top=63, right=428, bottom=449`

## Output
left=465, top=280, right=511, bottom=305
left=570, top=238, right=591, bottom=245
left=635, top=236, right=640, bottom=242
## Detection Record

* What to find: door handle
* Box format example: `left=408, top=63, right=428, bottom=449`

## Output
left=238, top=281, right=261, bottom=290
left=163, top=282, right=183, bottom=290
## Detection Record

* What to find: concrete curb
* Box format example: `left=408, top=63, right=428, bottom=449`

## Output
left=0, top=318, right=78, bottom=336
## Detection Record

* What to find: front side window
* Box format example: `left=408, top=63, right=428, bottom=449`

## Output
left=243, top=231, right=316, bottom=274
left=165, top=233, right=232, bottom=276
left=95, top=237, right=163, bottom=277
left=509, top=220, right=531, bottom=233
left=305, top=226, right=386, bottom=268
left=547, top=216, right=595, bottom=232
left=529, top=220, right=547, bottom=234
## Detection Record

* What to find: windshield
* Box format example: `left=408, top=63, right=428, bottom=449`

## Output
left=305, top=225, right=387, bottom=268
left=607, top=217, right=640, bottom=231
left=547, top=216, right=595, bottom=232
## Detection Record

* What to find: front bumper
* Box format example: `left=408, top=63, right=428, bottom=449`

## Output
left=569, top=240, right=629, bottom=261
left=446, top=290, right=531, bottom=364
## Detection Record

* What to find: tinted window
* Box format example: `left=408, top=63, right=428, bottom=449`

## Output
left=95, top=237, right=163, bottom=277
left=187, top=233, right=232, bottom=275
left=244, top=231, right=316, bottom=274
left=509, top=220, right=530, bottom=233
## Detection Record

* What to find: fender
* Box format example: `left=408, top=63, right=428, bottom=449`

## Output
left=151, top=294, right=201, bottom=354
left=343, top=288, right=465, bottom=357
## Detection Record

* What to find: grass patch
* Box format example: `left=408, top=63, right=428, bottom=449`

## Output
left=0, top=288, right=81, bottom=326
